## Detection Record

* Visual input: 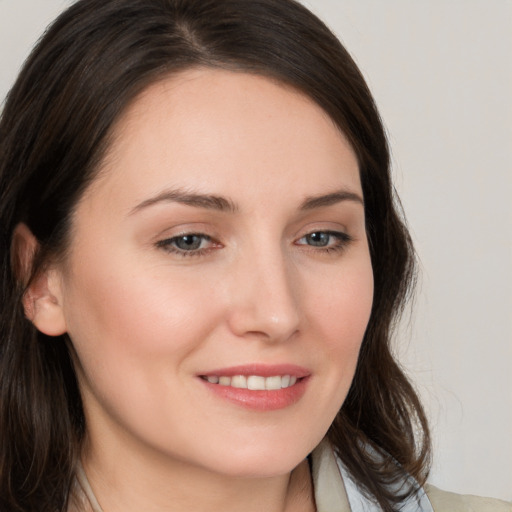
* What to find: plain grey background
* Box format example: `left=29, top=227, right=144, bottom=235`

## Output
left=1, top=0, right=511, bottom=501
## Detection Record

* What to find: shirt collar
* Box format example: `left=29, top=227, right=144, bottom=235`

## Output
left=310, top=439, right=352, bottom=512
left=311, top=439, right=434, bottom=512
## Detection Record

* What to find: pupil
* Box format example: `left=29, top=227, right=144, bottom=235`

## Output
left=307, top=232, right=329, bottom=246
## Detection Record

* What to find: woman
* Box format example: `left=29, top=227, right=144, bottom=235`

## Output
left=0, top=1, right=509, bottom=511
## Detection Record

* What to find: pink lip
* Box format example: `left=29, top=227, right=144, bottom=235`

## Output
left=198, top=364, right=311, bottom=412
left=199, top=364, right=310, bottom=378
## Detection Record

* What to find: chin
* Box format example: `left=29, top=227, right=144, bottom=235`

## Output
left=193, top=435, right=318, bottom=479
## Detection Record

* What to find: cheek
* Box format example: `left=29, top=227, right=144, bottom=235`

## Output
left=304, top=253, right=373, bottom=397
left=309, top=256, right=373, bottom=345
left=61, top=253, right=223, bottom=382
left=61, top=257, right=227, bottom=443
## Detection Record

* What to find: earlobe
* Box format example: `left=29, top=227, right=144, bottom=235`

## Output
left=12, top=223, right=67, bottom=337
left=23, top=271, right=67, bottom=336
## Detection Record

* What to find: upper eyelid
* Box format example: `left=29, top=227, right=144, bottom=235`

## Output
left=152, top=222, right=216, bottom=239
left=296, top=228, right=351, bottom=240
left=155, top=228, right=351, bottom=242
left=295, top=230, right=351, bottom=245
left=291, top=217, right=351, bottom=234
left=157, top=233, right=214, bottom=246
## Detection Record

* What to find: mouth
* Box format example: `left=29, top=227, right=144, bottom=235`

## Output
left=198, top=364, right=310, bottom=411
left=199, top=374, right=300, bottom=390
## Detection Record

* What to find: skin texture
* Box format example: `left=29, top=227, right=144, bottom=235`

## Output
left=25, top=69, right=374, bottom=512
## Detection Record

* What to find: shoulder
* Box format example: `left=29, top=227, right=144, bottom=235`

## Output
left=425, top=484, right=512, bottom=512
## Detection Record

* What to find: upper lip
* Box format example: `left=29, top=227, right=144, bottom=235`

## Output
left=199, top=364, right=311, bottom=378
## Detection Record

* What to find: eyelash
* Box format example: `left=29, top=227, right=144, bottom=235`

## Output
left=156, top=230, right=352, bottom=258
left=156, top=233, right=217, bottom=258
left=295, top=230, right=352, bottom=254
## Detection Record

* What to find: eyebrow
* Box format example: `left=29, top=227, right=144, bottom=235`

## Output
left=129, top=188, right=238, bottom=215
left=299, top=190, right=364, bottom=210
left=129, top=187, right=363, bottom=215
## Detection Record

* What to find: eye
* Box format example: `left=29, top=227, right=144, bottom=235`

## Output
left=156, top=233, right=217, bottom=256
left=296, top=230, right=352, bottom=251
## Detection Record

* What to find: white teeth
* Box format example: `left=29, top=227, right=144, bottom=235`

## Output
left=247, top=375, right=266, bottom=390
left=204, top=374, right=299, bottom=390
left=231, top=375, right=247, bottom=388
left=265, top=376, right=282, bottom=390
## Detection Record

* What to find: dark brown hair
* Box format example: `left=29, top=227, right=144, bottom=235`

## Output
left=0, top=1, right=430, bottom=510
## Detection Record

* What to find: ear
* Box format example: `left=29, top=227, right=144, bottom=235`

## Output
left=11, top=223, right=67, bottom=336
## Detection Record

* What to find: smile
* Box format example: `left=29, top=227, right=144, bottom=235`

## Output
left=199, top=365, right=310, bottom=411
left=201, top=374, right=298, bottom=390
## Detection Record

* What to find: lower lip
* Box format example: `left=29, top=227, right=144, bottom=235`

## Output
left=200, top=377, right=309, bottom=411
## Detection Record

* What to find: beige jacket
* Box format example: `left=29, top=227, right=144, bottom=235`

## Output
left=425, top=485, right=512, bottom=512
left=69, top=443, right=512, bottom=512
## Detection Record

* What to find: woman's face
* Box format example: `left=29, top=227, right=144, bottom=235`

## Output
left=52, top=69, right=373, bottom=477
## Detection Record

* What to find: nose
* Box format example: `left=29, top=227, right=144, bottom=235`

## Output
left=226, top=246, right=301, bottom=343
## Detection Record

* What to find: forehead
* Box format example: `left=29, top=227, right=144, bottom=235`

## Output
left=84, top=68, right=361, bottom=213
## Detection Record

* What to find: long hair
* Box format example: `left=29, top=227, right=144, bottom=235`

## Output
left=0, top=1, right=430, bottom=510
